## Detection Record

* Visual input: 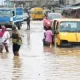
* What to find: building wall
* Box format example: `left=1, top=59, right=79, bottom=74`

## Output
left=5, top=0, right=60, bottom=7
left=64, top=0, right=80, bottom=5
left=5, top=0, right=80, bottom=8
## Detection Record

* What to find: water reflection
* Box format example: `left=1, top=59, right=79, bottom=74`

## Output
left=57, top=47, right=80, bottom=56
left=0, top=53, right=13, bottom=80
left=0, top=52, right=8, bottom=59
left=12, top=56, right=22, bottom=80
left=27, top=30, right=30, bottom=45
left=43, top=46, right=54, bottom=54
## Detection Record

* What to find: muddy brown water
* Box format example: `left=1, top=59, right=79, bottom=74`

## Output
left=0, top=21, right=80, bottom=80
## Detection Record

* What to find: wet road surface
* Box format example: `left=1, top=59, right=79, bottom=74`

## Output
left=0, top=21, right=80, bottom=80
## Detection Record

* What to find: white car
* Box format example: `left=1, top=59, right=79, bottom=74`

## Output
left=43, top=13, right=63, bottom=30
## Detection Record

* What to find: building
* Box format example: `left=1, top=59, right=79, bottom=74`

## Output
left=5, top=0, right=60, bottom=8
left=4, top=0, right=80, bottom=8
left=5, top=0, right=33, bottom=8
left=63, top=0, right=80, bottom=5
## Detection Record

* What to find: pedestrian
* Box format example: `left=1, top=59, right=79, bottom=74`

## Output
left=0, top=28, right=4, bottom=53
left=0, top=25, right=10, bottom=53
left=11, top=27, right=22, bottom=56
left=26, top=14, right=30, bottom=30
left=44, top=27, right=53, bottom=48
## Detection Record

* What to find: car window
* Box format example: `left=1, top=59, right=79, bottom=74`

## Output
left=60, top=21, right=80, bottom=32
left=0, top=10, right=12, bottom=17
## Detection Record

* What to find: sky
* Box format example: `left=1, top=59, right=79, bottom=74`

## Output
left=0, top=0, right=5, bottom=5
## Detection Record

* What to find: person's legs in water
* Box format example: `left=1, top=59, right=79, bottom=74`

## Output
left=28, top=23, right=30, bottom=30
left=0, top=43, right=4, bottom=53
left=16, top=45, right=20, bottom=56
left=5, top=46, right=9, bottom=52
left=3, top=43, right=9, bottom=52
left=27, top=22, right=30, bottom=30
left=50, top=42, right=52, bottom=48
left=27, top=24, right=29, bottom=30
left=0, top=45, right=3, bottom=53
left=27, top=24, right=28, bottom=30
left=13, top=51, right=19, bottom=56
left=13, top=44, right=20, bottom=56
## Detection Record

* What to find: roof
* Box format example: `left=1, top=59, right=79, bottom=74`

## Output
left=61, top=6, right=71, bottom=10
left=61, top=6, right=80, bottom=10
left=0, top=8, right=14, bottom=11
left=70, top=6, right=80, bottom=9
left=9, top=0, right=32, bottom=1
left=72, top=3, right=80, bottom=6
left=30, top=7, right=43, bottom=11
left=48, top=12, right=61, bottom=15
left=52, top=18, right=80, bottom=22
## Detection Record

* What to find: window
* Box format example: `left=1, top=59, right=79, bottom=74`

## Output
left=0, top=10, right=12, bottom=17
left=60, top=21, right=80, bottom=32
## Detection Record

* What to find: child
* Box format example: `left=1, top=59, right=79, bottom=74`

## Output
left=44, top=27, right=53, bottom=48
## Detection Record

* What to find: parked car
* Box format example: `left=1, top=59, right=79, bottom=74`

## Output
left=0, top=7, right=24, bottom=29
left=43, top=12, right=63, bottom=30
left=51, top=18, right=80, bottom=47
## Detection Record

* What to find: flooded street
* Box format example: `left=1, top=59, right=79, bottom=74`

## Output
left=0, top=21, right=80, bottom=80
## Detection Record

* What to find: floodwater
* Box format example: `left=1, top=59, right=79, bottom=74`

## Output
left=0, top=21, right=80, bottom=80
